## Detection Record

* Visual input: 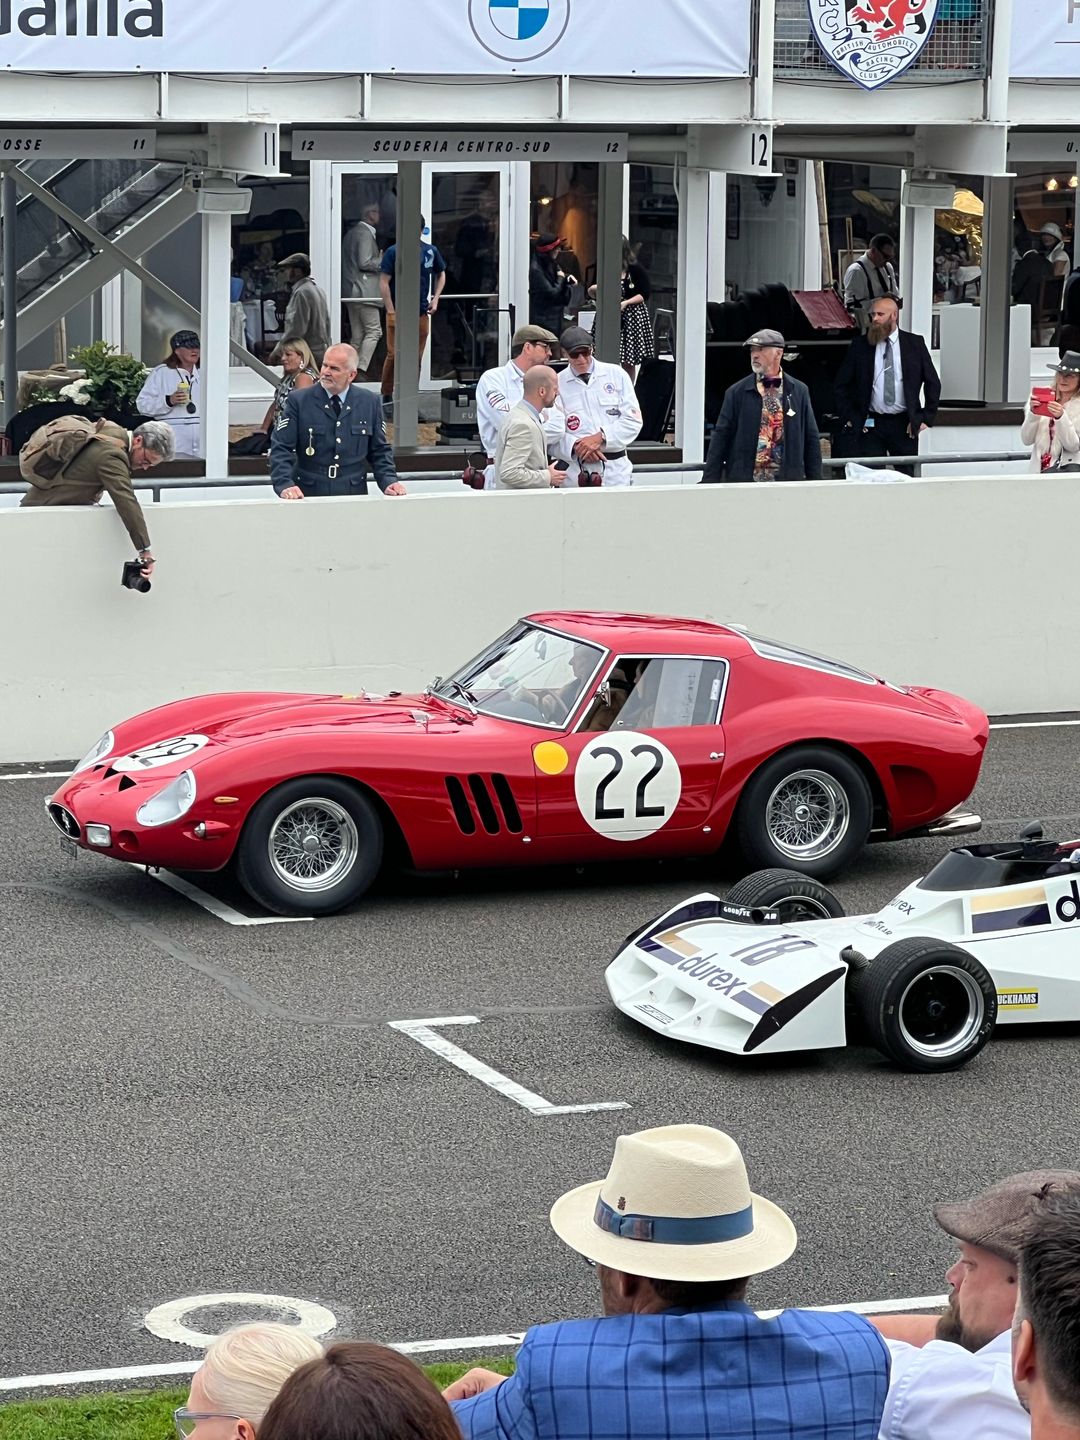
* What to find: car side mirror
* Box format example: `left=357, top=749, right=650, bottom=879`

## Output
left=1020, top=821, right=1044, bottom=842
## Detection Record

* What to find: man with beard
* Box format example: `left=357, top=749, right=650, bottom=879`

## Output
left=1013, top=1185, right=1080, bottom=1440
left=868, top=1170, right=1080, bottom=1440
left=833, top=295, right=940, bottom=473
left=701, top=329, right=822, bottom=483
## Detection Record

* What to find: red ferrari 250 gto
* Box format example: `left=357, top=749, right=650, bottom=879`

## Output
left=47, top=612, right=988, bottom=915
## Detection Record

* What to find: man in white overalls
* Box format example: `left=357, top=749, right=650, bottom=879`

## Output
left=556, top=325, right=643, bottom=487
left=475, top=324, right=564, bottom=490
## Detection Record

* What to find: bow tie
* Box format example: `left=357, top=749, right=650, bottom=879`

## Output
left=761, top=376, right=782, bottom=389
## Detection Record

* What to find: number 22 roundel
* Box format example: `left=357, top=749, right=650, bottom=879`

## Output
left=573, top=731, right=682, bottom=841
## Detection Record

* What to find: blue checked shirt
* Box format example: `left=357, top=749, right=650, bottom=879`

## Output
left=452, top=1302, right=890, bottom=1440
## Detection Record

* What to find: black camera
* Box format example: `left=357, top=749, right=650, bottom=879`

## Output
left=121, top=559, right=151, bottom=593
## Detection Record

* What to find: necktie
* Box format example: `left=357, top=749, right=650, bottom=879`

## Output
left=580, top=373, right=590, bottom=385
left=883, top=341, right=896, bottom=408
left=331, top=394, right=342, bottom=416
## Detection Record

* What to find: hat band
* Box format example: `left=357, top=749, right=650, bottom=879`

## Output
left=593, top=1196, right=754, bottom=1245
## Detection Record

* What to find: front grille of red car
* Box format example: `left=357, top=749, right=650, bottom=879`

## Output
left=444, top=774, right=523, bottom=836
left=48, top=804, right=81, bottom=840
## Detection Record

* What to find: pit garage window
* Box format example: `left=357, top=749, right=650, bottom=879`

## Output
left=438, top=623, right=604, bottom=727
left=579, top=658, right=727, bottom=733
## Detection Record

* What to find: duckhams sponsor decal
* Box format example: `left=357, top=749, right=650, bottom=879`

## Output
left=997, top=990, right=1039, bottom=1008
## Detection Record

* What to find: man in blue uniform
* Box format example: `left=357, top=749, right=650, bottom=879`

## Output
left=271, top=342, right=405, bottom=499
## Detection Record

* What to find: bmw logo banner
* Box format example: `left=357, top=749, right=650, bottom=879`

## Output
left=0, top=0, right=751, bottom=74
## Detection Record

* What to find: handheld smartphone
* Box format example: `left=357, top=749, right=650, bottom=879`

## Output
left=553, top=460, right=570, bottom=471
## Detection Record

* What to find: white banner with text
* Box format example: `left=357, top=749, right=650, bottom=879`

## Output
left=1011, top=0, right=1080, bottom=76
left=0, top=0, right=751, bottom=76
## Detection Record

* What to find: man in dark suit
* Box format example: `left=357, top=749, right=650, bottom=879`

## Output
left=833, top=296, right=940, bottom=470
left=701, top=329, right=822, bottom=483
left=271, top=342, right=404, bottom=499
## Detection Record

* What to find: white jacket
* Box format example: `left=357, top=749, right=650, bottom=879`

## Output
left=1021, top=395, right=1080, bottom=471
left=136, top=362, right=201, bottom=458
left=557, top=360, right=643, bottom=487
left=476, top=358, right=565, bottom=489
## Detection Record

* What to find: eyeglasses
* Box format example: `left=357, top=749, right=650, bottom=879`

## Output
left=568, top=348, right=592, bottom=358
left=174, top=1408, right=242, bottom=1440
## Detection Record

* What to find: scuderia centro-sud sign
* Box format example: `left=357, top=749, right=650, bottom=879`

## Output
left=808, top=0, right=940, bottom=89
left=0, top=0, right=752, bottom=75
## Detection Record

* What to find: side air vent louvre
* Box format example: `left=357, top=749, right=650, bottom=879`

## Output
left=468, top=774, right=500, bottom=835
left=444, top=774, right=525, bottom=836
left=490, top=773, right=523, bottom=833
left=444, top=776, right=476, bottom=835
left=118, top=775, right=136, bottom=792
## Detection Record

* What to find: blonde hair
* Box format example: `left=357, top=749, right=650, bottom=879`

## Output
left=199, top=1323, right=325, bottom=1426
left=280, top=339, right=315, bottom=370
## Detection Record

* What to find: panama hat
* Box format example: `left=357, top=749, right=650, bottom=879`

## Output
left=549, top=1125, right=797, bottom=1282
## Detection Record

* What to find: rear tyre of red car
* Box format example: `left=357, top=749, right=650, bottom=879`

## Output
left=236, top=777, right=383, bottom=916
left=735, top=746, right=873, bottom=879
left=724, top=868, right=845, bottom=922
left=849, top=937, right=997, bottom=1072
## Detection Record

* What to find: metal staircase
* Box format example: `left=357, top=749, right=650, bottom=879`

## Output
left=14, top=158, right=187, bottom=306
left=1, top=157, right=198, bottom=351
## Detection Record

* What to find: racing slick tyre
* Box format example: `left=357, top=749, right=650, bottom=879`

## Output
left=236, top=777, right=383, bottom=916
left=735, top=746, right=873, bottom=879
left=724, top=868, right=846, bottom=922
left=850, top=937, right=997, bottom=1072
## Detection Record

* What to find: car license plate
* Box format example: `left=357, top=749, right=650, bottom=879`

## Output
left=58, top=836, right=78, bottom=861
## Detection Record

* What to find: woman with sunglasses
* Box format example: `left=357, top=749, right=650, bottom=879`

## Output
left=136, top=329, right=203, bottom=459
left=174, top=1323, right=324, bottom=1440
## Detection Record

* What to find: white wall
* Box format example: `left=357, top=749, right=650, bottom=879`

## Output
left=0, top=477, right=1069, bottom=762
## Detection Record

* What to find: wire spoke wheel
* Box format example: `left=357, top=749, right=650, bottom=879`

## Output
left=897, top=965, right=987, bottom=1062
left=765, top=769, right=850, bottom=861
left=268, top=797, right=359, bottom=893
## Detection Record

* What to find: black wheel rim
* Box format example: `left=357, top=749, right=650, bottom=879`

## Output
left=897, top=965, right=985, bottom=1060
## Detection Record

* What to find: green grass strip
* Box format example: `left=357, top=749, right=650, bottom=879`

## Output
left=0, top=1359, right=517, bottom=1439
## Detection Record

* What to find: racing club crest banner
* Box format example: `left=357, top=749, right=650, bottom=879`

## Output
left=0, top=0, right=751, bottom=75
left=807, top=0, right=939, bottom=89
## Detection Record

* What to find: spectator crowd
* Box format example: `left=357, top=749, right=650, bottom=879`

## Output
left=166, top=1124, right=1080, bottom=1440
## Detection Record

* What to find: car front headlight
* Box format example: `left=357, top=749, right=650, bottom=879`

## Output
left=71, top=729, right=114, bottom=775
left=136, top=770, right=197, bottom=828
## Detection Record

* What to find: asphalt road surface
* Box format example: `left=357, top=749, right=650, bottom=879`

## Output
left=2, top=721, right=1079, bottom=1390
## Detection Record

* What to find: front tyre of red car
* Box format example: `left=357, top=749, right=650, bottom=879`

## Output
left=735, top=746, right=873, bottom=879
left=236, top=777, right=383, bottom=916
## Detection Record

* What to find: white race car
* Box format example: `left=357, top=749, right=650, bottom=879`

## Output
left=606, top=826, right=1080, bottom=1071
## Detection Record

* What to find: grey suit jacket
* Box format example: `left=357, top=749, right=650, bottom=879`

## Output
left=495, top=401, right=550, bottom=489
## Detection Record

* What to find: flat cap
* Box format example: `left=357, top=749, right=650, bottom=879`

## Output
left=559, top=325, right=595, bottom=351
left=935, top=1170, right=1080, bottom=1265
left=745, top=329, right=786, bottom=348
left=512, top=324, right=558, bottom=347
left=275, top=252, right=311, bottom=270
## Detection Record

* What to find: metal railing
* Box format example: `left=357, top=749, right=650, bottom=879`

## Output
left=774, top=0, right=990, bottom=81
left=0, top=448, right=1032, bottom=502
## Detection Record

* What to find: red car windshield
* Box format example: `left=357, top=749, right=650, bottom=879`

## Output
left=436, top=623, right=604, bottom=729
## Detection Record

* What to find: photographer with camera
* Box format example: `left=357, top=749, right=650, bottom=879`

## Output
left=20, top=417, right=173, bottom=582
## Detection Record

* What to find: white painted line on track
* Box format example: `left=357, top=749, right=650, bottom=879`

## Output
left=0, top=1293, right=949, bottom=1393
left=152, top=870, right=312, bottom=926
left=990, top=720, right=1080, bottom=730
left=0, top=770, right=72, bottom=781
left=389, top=1016, right=630, bottom=1116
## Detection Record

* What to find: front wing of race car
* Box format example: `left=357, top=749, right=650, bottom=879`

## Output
left=606, top=895, right=858, bottom=1056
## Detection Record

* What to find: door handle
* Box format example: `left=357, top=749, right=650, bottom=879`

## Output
left=709, top=752, right=724, bottom=761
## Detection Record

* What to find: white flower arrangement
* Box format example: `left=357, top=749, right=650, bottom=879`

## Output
left=58, top=378, right=93, bottom=405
